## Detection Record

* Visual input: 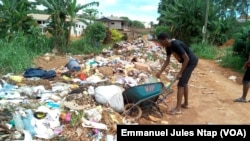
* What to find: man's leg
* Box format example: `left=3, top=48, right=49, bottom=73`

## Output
left=169, top=63, right=197, bottom=114
left=168, top=86, right=183, bottom=114
left=235, top=68, right=250, bottom=102
left=242, top=83, right=250, bottom=100
left=176, top=86, right=184, bottom=111
left=180, top=63, right=196, bottom=108
left=182, top=84, right=188, bottom=107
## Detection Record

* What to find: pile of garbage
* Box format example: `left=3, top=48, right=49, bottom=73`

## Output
left=0, top=38, right=180, bottom=141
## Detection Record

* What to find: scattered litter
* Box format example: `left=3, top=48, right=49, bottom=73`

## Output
left=228, top=75, right=237, bottom=81
left=0, top=37, right=181, bottom=140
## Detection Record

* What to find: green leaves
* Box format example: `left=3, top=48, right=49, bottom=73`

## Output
left=35, top=0, right=100, bottom=50
left=0, top=0, right=36, bottom=41
left=84, top=21, right=106, bottom=46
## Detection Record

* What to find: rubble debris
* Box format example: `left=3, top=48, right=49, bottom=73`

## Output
left=0, top=37, right=180, bottom=140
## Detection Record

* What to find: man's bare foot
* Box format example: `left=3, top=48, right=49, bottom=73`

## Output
left=168, top=108, right=182, bottom=115
left=181, top=104, right=189, bottom=109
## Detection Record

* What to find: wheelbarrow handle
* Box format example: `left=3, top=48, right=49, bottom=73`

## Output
left=164, top=77, right=177, bottom=90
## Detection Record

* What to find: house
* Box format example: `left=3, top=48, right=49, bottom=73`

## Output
left=71, top=20, right=86, bottom=37
left=97, top=16, right=128, bottom=31
left=237, top=15, right=250, bottom=23
left=27, top=13, right=86, bottom=37
left=27, top=13, right=50, bottom=33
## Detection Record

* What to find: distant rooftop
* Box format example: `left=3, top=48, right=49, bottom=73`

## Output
left=27, top=13, right=50, bottom=21
left=98, top=16, right=124, bottom=21
left=27, top=13, right=79, bottom=22
left=237, top=14, right=250, bottom=23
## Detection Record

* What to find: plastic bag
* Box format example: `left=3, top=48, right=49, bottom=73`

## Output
left=94, top=85, right=124, bottom=113
left=145, top=76, right=159, bottom=84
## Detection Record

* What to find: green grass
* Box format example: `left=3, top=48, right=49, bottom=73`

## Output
left=190, top=43, right=218, bottom=60
left=0, top=32, right=108, bottom=75
left=0, top=39, right=35, bottom=74
left=69, top=38, right=109, bottom=55
left=0, top=31, right=246, bottom=76
left=190, top=43, right=245, bottom=73
left=0, top=32, right=52, bottom=75
left=218, top=46, right=245, bottom=73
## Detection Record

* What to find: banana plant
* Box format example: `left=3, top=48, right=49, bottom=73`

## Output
left=36, top=0, right=99, bottom=50
left=0, top=0, right=36, bottom=41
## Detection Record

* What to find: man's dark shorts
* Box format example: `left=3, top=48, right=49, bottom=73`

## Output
left=178, top=60, right=198, bottom=87
left=243, top=67, right=250, bottom=84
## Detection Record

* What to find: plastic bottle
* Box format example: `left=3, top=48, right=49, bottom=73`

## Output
left=12, top=112, right=24, bottom=131
left=22, top=109, right=36, bottom=137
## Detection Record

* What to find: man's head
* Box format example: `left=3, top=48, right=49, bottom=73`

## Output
left=157, top=32, right=171, bottom=47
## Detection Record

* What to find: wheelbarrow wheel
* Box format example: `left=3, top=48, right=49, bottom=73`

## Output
left=122, top=103, right=142, bottom=120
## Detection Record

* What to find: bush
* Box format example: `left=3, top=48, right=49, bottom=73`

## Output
left=69, top=38, right=107, bottom=55
left=190, top=43, right=218, bottom=60
left=232, top=24, right=250, bottom=58
left=154, top=25, right=170, bottom=37
left=121, top=33, right=128, bottom=41
left=26, top=26, right=53, bottom=54
left=110, top=29, right=123, bottom=43
left=103, top=28, right=112, bottom=44
left=0, top=30, right=52, bottom=75
left=84, top=22, right=106, bottom=47
left=219, top=46, right=245, bottom=72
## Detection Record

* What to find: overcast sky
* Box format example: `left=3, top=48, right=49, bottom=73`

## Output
left=78, top=0, right=161, bottom=27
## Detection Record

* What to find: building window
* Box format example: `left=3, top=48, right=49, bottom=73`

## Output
left=111, top=22, right=115, bottom=25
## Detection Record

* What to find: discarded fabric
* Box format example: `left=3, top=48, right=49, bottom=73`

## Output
left=23, top=68, right=56, bottom=79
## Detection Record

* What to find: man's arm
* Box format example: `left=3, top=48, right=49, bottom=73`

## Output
left=156, top=55, right=170, bottom=78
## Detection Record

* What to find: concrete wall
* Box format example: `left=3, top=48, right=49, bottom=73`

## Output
left=70, top=21, right=86, bottom=37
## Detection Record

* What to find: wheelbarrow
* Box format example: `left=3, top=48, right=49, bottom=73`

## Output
left=122, top=78, right=177, bottom=119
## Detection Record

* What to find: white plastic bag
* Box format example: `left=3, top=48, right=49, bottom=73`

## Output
left=94, top=85, right=124, bottom=113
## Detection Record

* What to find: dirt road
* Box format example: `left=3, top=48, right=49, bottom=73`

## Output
left=151, top=58, right=250, bottom=125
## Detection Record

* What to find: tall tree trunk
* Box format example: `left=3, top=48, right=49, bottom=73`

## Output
left=202, top=0, right=209, bottom=44
left=66, top=25, right=72, bottom=48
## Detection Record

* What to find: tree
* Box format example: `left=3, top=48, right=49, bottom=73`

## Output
left=157, top=0, right=176, bottom=25
left=80, top=8, right=99, bottom=24
left=202, top=0, right=209, bottom=44
left=35, top=0, right=99, bottom=51
left=158, top=0, right=206, bottom=44
left=0, top=0, right=37, bottom=41
left=157, top=0, right=241, bottom=45
left=120, top=16, right=132, bottom=26
left=103, top=28, right=111, bottom=44
left=65, top=0, right=99, bottom=48
left=149, top=21, right=154, bottom=28
left=131, top=20, right=145, bottom=28
left=235, top=0, right=250, bottom=20
left=84, top=21, right=106, bottom=47
left=120, top=16, right=145, bottom=28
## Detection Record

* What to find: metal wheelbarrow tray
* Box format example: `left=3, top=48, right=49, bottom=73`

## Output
left=122, top=78, right=177, bottom=119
